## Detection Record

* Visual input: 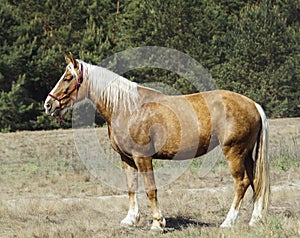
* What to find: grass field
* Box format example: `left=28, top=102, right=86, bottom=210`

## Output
left=0, top=118, right=299, bottom=237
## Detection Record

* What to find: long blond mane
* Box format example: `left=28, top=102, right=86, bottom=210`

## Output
left=81, top=61, right=139, bottom=113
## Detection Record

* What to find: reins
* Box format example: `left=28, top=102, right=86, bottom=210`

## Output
left=48, top=63, right=84, bottom=124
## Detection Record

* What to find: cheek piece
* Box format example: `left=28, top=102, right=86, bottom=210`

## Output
left=48, top=63, right=84, bottom=124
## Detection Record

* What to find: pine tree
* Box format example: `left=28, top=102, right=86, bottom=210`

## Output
left=213, top=1, right=299, bottom=117
left=0, top=0, right=299, bottom=131
left=0, top=75, right=35, bottom=131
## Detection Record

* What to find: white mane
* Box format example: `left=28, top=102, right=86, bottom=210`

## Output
left=80, top=61, right=139, bottom=114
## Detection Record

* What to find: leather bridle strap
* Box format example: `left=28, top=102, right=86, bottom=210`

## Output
left=48, top=63, right=84, bottom=102
left=47, top=63, right=84, bottom=125
left=48, top=86, right=77, bottom=102
left=48, top=93, right=60, bottom=101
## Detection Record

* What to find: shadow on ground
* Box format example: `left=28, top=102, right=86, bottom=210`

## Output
left=165, top=216, right=217, bottom=231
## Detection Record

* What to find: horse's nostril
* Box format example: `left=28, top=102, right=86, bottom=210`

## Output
left=46, top=103, right=51, bottom=110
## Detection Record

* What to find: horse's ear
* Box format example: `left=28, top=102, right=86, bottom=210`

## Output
left=65, top=54, right=71, bottom=65
left=69, top=52, right=78, bottom=68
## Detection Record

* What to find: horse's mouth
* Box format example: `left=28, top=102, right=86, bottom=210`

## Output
left=50, top=109, right=60, bottom=117
left=51, top=108, right=69, bottom=124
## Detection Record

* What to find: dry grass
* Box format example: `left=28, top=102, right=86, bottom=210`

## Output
left=0, top=118, right=299, bottom=237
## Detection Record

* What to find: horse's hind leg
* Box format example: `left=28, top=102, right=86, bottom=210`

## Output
left=134, top=156, right=166, bottom=232
left=120, top=155, right=140, bottom=227
left=220, top=147, right=252, bottom=227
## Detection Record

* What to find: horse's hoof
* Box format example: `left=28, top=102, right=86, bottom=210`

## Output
left=149, top=227, right=164, bottom=234
left=120, top=221, right=133, bottom=228
left=149, top=218, right=166, bottom=233
left=120, top=212, right=140, bottom=228
left=220, top=221, right=233, bottom=228
left=249, top=219, right=259, bottom=227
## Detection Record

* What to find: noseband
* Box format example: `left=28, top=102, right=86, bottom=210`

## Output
left=48, top=63, right=84, bottom=124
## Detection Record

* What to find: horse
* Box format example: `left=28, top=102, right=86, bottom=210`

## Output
left=44, top=52, right=270, bottom=232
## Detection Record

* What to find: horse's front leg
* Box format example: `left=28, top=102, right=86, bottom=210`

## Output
left=134, top=156, right=166, bottom=233
left=120, top=156, right=140, bottom=227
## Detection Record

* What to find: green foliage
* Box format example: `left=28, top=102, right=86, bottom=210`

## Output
left=0, top=0, right=299, bottom=131
left=0, top=75, right=34, bottom=132
left=213, top=0, right=299, bottom=117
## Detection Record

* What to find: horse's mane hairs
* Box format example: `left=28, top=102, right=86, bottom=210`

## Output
left=79, top=60, right=139, bottom=114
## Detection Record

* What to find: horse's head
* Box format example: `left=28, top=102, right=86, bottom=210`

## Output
left=44, top=52, right=86, bottom=123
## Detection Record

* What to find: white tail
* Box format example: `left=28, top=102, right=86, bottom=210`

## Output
left=253, top=103, right=270, bottom=212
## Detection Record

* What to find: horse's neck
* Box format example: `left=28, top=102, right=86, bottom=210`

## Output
left=87, top=65, right=140, bottom=123
left=85, top=63, right=166, bottom=124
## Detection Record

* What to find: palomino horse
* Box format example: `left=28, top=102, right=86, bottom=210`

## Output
left=44, top=53, right=270, bottom=232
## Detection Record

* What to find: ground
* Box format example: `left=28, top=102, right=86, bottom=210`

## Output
left=0, top=118, right=299, bottom=237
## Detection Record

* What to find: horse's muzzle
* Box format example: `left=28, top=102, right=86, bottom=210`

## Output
left=44, top=97, right=60, bottom=116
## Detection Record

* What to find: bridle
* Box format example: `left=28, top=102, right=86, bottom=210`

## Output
left=48, top=63, right=84, bottom=124
left=48, top=63, right=84, bottom=101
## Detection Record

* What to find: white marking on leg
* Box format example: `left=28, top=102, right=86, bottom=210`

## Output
left=220, top=205, right=239, bottom=228
left=249, top=196, right=263, bottom=226
left=120, top=194, right=140, bottom=227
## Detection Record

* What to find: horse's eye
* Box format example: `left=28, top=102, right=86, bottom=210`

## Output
left=63, top=86, right=69, bottom=94
left=64, top=75, right=73, bottom=81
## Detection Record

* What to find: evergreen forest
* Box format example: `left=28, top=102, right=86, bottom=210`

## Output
left=0, top=0, right=299, bottom=131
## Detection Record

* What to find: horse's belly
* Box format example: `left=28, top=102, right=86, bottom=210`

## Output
left=152, top=134, right=211, bottom=160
